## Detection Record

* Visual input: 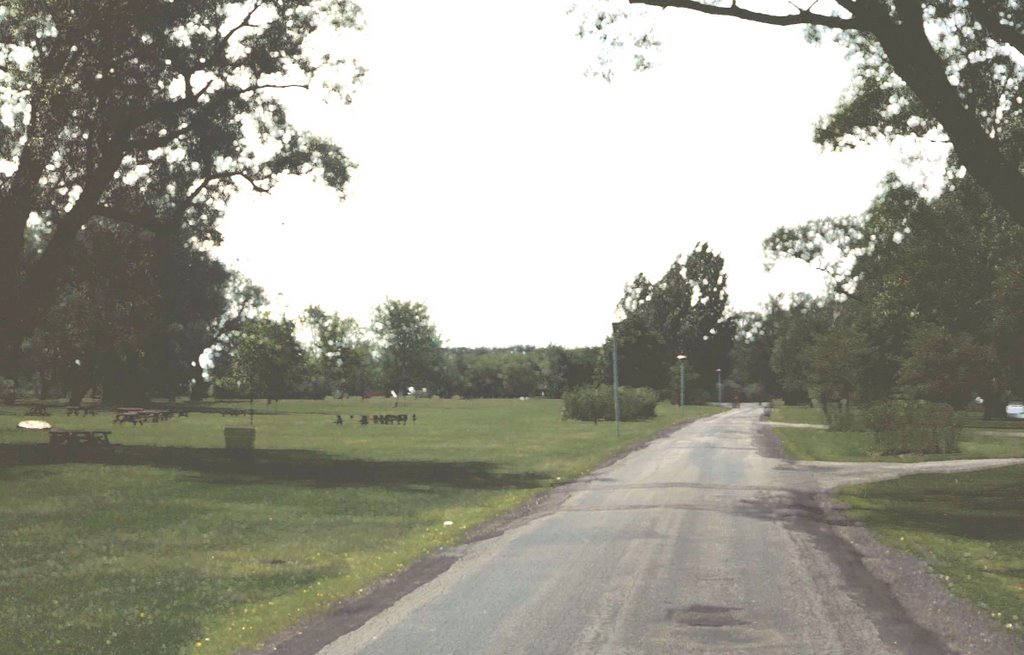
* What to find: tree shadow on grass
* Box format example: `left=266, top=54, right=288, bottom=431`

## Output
left=845, top=495, right=1024, bottom=543
left=0, top=443, right=550, bottom=490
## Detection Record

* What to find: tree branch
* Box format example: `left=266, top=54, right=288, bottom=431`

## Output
left=628, top=0, right=862, bottom=30
left=970, top=0, right=1024, bottom=58
left=92, top=205, right=169, bottom=234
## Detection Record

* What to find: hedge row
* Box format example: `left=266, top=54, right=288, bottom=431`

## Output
left=862, top=399, right=962, bottom=454
left=562, top=385, right=658, bottom=422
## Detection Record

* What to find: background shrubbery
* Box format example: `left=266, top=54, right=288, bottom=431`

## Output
left=863, top=400, right=962, bottom=454
left=563, top=385, right=658, bottom=422
left=825, top=404, right=862, bottom=432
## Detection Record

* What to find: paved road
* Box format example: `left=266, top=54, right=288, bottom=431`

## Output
left=314, top=407, right=994, bottom=655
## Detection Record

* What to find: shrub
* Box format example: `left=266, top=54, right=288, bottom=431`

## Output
left=563, top=385, right=658, bottom=422
left=862, top=400, right=962, bottom=455
left=825, top=404, right=862, bottom=432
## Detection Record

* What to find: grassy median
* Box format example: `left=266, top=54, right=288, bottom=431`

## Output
left=0, top=398, right=721, bottom=655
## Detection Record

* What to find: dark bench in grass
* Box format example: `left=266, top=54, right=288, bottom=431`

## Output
left=66, top=406, right=98, bottom=416
left=114, top=409, right=178, bottom=424
left=49, top=430, right=112, bottom=447
left=25, top=405, right=49, bottom=416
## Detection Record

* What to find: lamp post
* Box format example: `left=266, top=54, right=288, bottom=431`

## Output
left=676, top=354, right=686, bottom=413
left=612, top=321, right=621, bottom=439
left=716, top=368, right=722, bottom=404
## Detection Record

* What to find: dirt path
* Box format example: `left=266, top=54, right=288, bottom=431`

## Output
left=798, top=457, right=1024, bottom=490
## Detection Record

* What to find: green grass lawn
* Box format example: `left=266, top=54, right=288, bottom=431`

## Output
left=837, top=465, right=1024, bottom=635
left=959, top=414, right=1024, bottom=431
left=0, top=398, right=722, bottom=655
left=773, top=426, right=1024, bottom=462
left=768, top=404, right=826, bottom=425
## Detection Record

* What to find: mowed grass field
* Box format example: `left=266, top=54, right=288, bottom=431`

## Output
left=837, top=466, right=1024, bottom=635
left=0, top=398, right=722, bottom=655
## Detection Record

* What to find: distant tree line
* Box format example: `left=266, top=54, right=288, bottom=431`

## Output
left=3, top=241, right=743, bottom=406
left=4, top=265, right=609, bottom=403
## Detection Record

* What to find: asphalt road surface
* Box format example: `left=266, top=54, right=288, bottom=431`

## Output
left=313, top=407, right=1007, bottom=655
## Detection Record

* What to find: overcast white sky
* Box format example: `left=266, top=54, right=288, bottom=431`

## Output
left=215, top=0, right=945, bottom=348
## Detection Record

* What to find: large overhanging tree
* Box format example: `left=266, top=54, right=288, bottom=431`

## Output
left=626, top=0, right=1024, bottom=225
left=0, top=0, right=359, bottom=378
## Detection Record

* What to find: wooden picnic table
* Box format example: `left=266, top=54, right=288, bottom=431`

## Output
left=49, top=430, right=112, bottom=447
left=66, top=406, right=99, bottom=416
left=25, top=404, right=50, bottom=416
left=113, top=409, right=176, bottom=424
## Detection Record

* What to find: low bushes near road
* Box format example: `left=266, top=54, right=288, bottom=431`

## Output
left=837, top=465, right=1024, bottom=635
left=773, top=424, right=1024, bottom=463
left=770, top=399, right=1024, bottom=462
left=862, top=400, right=963, bottom=455
left=0, top=398, right=724, bottom=655
left=562, top=385, right=658, bottom=422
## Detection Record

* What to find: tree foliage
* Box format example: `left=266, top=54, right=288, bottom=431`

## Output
left=763, top=172, right=1024, bottom=414
left=371, top=300, right=444, bottom=393
left=18, top=221, right=236, bottom=405
left=210, top=315, right=304, bottom=401
left=300, top=305, right=375, bottom=397
left=0, top=0, right=360, bottom=376
left=612, top=244, right=736, bottom=400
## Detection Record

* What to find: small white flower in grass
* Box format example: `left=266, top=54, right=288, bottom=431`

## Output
left=443, top=520, right=454, bottom=527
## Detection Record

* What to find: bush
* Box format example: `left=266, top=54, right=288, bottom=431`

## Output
left=563, top=385, right=658, bottom=422
left=825, top=404, right=862, bottom=432
left=862, top=400, right=962, bottom=455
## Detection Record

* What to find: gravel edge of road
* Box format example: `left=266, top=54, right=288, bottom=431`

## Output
left=758, top=421, right=1024, bottom=655
left=249, top=416, right=701, bottom=655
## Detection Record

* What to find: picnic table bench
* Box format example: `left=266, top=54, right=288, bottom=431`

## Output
left=113, top=408, right=178, bottom=424
left=49, top=430, right=112, bottom=447
left=25, top=404, right=50, bottom=416
left=66, top=406, right=99, bottom=416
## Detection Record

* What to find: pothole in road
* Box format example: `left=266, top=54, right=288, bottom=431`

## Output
left=666, top=605, right=749, bottom=627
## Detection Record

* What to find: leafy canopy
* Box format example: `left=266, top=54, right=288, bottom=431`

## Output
left=0, top=0, right=360, bottom=373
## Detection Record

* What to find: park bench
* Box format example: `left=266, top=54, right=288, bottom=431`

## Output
left=25, top=405, right=49, bottom=416
left=49, top=430, right=112, bottom=448
left=66, top=406, right=98, bottom=416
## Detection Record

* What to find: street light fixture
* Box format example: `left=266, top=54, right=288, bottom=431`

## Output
left=716, top=367, right=723, bottom=404
left=612, top=322, right=621, bottom=439
left=676, top=354, right=687, bottom=413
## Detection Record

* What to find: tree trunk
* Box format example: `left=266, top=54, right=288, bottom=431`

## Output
left=99, top=355, right=149, bottom=407
left=982, top=388, right=1007, bottom=420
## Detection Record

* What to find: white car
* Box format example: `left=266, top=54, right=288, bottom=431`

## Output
left=1006, top=402, right=1024, bottom=418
